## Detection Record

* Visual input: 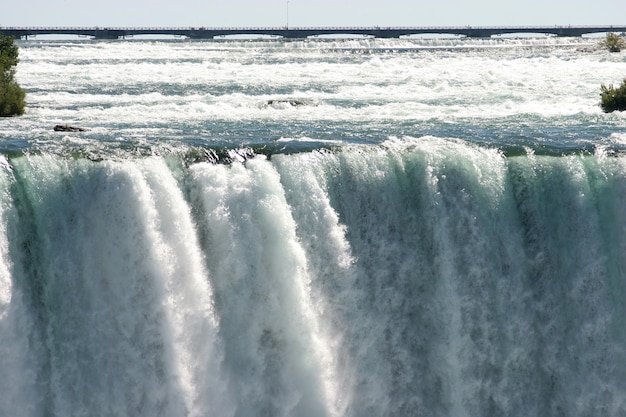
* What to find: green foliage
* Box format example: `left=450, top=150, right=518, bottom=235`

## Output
left=600, top=79, right=626, bottom=113
left=0, top=79, right=25, bottom=116
left=599, top=32, right=626, bottom=52
left=0, top=35, right=19, bottom=70
left=0, top=34, right=25, bottom=116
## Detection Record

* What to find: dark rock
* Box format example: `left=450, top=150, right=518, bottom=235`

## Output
left=54, top=124, right=88, bottom=132
left=267, top=99, right=306, bottom=107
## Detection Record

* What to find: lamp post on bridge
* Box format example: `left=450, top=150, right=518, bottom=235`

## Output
left=286, top=1, right=290, bottom=29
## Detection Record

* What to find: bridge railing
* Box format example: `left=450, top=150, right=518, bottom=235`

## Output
left=2, top=25, right=625, bottom=31
left=2, top=25, right=625, bottom=39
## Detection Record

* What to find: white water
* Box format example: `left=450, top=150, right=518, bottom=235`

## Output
left=5, top=37, right=624, bottom=154
left=2, top=36, right=626, bottom=416
left=0, top=137, right=625, bottom=416
left=20, top=39, right=613, bottom=123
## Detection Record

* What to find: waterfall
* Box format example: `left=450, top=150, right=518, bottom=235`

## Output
left=1, top=138, right=625, bottom=416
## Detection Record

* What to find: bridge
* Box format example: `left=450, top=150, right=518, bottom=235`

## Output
left=1, top=25, right=625, bottom=40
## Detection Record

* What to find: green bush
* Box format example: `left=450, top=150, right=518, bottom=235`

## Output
left=600, top=79, right=626, bottom=113
left=0, top=79, right=25, bottom=116
left=600, top=32, right=626, bottom=52
left=0, top=34, right=25, bottom=117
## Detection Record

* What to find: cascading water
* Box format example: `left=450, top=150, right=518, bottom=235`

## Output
left=0, top=137, right=625, bottom=416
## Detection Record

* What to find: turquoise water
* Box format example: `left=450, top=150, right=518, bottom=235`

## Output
left=0, top=37, right=626, bottom=416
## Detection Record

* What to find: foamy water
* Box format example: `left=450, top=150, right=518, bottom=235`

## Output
left=4, top=36, right=624, bottom=154
left=1, top=36, right=626, bottom=417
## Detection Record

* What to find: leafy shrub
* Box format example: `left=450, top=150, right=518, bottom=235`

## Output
left=0, top=34, right=25, bottom=117
left=600, top=79, right=626, bottom=113
left=0, top=78, right=25, bottom=116
left=599, top=32, right=626, bottom=52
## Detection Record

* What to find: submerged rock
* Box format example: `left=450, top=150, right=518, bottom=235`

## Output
left=54, top=124, right=89, bottom=132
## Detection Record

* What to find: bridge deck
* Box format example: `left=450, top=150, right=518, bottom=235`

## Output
left=1, top=26, right=625, bottom=40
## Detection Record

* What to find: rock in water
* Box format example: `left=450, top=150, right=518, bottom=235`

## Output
left=267, top=99, right=306, bottom=107
left=54, top=124, right=88, bottom=132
